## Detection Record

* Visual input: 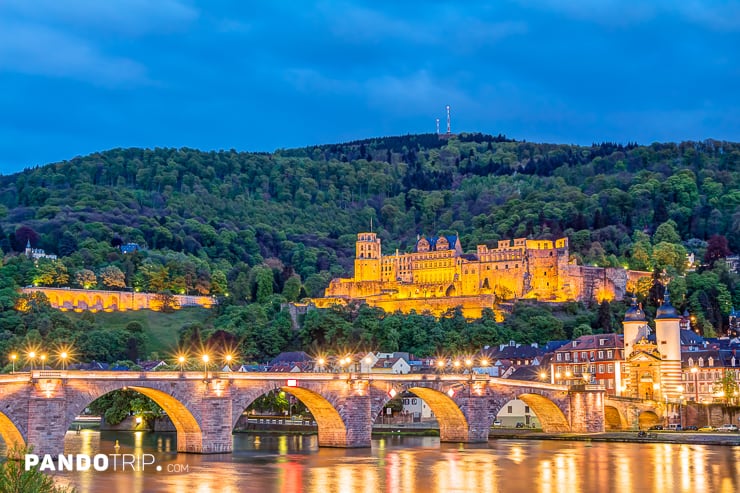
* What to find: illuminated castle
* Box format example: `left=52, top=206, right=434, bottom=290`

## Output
left=315, top=232, right=649, bottom=318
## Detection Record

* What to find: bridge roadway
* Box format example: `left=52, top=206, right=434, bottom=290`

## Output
left=0, top=370, right=608, bottom=456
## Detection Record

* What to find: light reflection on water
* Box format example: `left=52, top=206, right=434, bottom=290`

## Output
left=2, top=432, right=738, bottom=493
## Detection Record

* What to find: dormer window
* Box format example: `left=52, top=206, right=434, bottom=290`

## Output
left=698, top=357, right=704, bottom=367
left=572, top=341, right=577, bottom=348
left=688, top=357, right=694, bottom=367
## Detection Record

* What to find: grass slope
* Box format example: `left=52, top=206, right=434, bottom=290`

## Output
left=67, top=307, right=214, bottom=358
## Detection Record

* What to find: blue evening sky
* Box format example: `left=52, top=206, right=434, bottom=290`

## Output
left=1, top=1, right=739, bottom=174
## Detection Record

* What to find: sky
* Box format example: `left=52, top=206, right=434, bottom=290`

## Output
left=1, top=0, right=739, bottom=174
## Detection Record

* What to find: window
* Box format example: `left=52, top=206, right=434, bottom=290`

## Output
left=598, top=351, right=604, bottom=359
left=565, top=353, right=570, bottom=361
left=598, top=364, right=605, bottom=373
left=708, top=357, right=714, bottom=367
left=507, top=406, right=513, bottom=414
left=607, top=364, right=614, bottom=373
left=412, top=398, right=417, bottom=405
left=557, top=353, right=562, bottom=361
left=698, top=357, right=704, bottom=367
left=599, top=339, right=605, bottom=346
left=607, top=350, right=613, bottom=359
left=524, top=406, right=530, bottom=414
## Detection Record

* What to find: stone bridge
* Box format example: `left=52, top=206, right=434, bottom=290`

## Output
left=0, top=371, right=605, bottom=456
left=604, top=396, right=664, bottom=430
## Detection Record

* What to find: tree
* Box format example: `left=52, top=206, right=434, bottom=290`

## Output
left=0, top=446, right=76, bottom=492
left=597, top=301, right=613, bottom=333
left=210, top=270, right=228, bottom=295
left=255, top=266, right=274, bottom=304
left=652, top=220, right=681, bottom=245
left=704, top=235, right=730, bottom=268
left=99, top=265, right=126, bottom=289
left=74, top=269, right=97, bottom=289
left=713, top=370, right=739, bottom=405
left=282, top=275, right=302, bottom=302
left=155, top=290, right=179, bottom=313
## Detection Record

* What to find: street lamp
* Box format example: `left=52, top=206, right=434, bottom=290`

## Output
left=202, top=354, right=210, bottom=377
left=540, top=370, right=548, bottom=381
left=39, top=354, right=46, bottom=370
left=28, top=351, right=36, bottom=371
left=59, top=351, right=68, bottom=371
left=10, top=353, right=16, bottom=373
left=316, top=357, right=326, bottom=372
left=453, top=360, right=461, bottom=372
left=177, top=355, right=186, bottom=373
left=437, top=359, right=446, bottom=373
left=691, top=366, right=699, bottom=402
left=224, top=354, right=233, bottom=371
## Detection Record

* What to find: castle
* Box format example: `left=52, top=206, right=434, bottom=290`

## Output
left=314, top=232, right=650, bottom=318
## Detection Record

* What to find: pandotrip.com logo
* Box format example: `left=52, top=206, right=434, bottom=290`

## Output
left=24, top=453, right=188, bottom=473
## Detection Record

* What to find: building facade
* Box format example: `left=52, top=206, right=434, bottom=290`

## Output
left=316, top=232, right=649, bottom=318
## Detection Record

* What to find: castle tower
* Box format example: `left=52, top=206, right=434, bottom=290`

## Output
left=354, top=233, right=381, bottom=283
left=655, top=290, right=682, bottom=399
left=25, top=239, right=32, bottom=258
left=622, top=296, right=648, bottom=360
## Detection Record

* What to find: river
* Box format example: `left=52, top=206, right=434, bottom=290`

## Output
left=11, top=431, right=740, bottom=492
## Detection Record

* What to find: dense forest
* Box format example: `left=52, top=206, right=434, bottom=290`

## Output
left=0, top=133, right=738, bottom=366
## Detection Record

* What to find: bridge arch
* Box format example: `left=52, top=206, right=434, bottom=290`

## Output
left=279, top=386, right=347, bottom=447
left=0, top=411, right=26, bottom=454
left=515, top=393, right=569, bottom=432
left=638, top=410, right=660, bottom=430
left=605, top=405, right=628, bottom=430
left=371, top=384, right=469, bottom=442
left=65, top=383, right=203, bottom=453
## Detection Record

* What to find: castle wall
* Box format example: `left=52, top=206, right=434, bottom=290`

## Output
left=20, top=287, right=216, bottom=312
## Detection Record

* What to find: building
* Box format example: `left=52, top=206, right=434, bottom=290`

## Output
left=314, top=231, right=650, bottom=318
left=25, top=240, right=57, bottom=261
left=551, top=333, right=624, bottom=394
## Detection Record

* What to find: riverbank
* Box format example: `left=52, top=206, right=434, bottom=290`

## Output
left=488, top=429, right=740, bottom=446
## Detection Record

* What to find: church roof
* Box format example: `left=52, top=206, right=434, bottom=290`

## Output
left=624, top=297, right=646, bottom=322
left=656, top=289, right=680, bottom=319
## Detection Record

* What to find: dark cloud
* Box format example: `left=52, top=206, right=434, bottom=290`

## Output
left=0, top=0, right=738, bottom=173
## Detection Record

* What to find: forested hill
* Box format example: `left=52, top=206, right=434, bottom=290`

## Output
left=0, top=133, right=739, bottom=298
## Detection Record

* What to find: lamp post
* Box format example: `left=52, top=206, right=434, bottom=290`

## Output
left=178, top=355, right=186, bottom=373
left=691, top=366, right=699, bottom=402
left=316, top=357, right=326, bottom=372
left=28, top=351, right=36, bottom=371
left=39, top=354, right=47, bottom=371
left=225, top=354, right=233, bottom=371
left=59, top=351, right=68, bottom=371
left=437, top=359, right=446, bottom=374
left=202, top=354, right=209, bottom=378
left=677, top=385, right=684, bottom=428
left=10, top=353, right=16, bottom=373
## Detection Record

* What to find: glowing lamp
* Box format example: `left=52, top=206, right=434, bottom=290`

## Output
left=287, top=379, right=298, bottom=387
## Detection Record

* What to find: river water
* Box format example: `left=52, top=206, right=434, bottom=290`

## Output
left=15, top=431, right=740, bottom=492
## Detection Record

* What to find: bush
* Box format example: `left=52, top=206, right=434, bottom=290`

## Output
left=0, top=446, right=76, bottom=493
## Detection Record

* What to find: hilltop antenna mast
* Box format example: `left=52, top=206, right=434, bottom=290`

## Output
left=435, top=118, right=440, bottom=135
left=446, top=105, right=451, bottom=134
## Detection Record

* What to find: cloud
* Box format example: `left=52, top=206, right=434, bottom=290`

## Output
left=0, top=0, right=198, bottom=35
left=0, top=21, right=147, bottom=85
left=515, top=0, right=740, bottom=30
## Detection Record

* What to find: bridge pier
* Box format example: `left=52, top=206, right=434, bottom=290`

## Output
left=445, top=394, right=490, bottom=443
left=27, top=396, right=68, bottom=456
left=197, top=394, right=233, bottom=453
left=319, top=394, right=372, bottom=448
left=569, top=388, right=605, bottom=433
